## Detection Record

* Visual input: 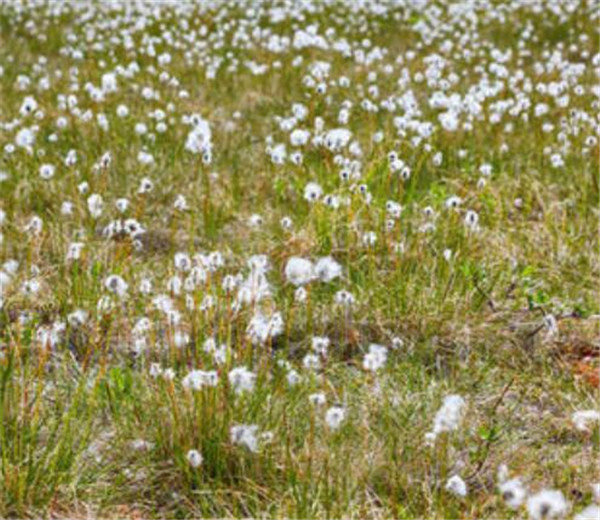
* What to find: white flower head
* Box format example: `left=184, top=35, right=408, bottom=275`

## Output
left=311, top=336, right=330, bottom=356
left=228, top=366, right=256, bottom=394
left=572, top=410, right=600, bottom=432
left=575, top=505, right=600, bottom=520
left=138, top=177, right=154, bottom=194
left=431, top=394, right=466, bottom=438
left=280, top=216, right=293, bottom=229
left=183, top=370, right=218, bottom=390
left=543, top=314, right=559, bottom=338
left=67, top=309, right=88, bottom=327
left=174, top=252, right=192, bottom=272
left=334, top=290, right=355, bottom=307
left=325, top=405, right=346, bottom=430
left=186, top=449, right=203, bottom=468
left=445, top=196, right=462, bottom=209
left=391, top=337, right=404, bottom=349
left=286, top=369, right=301, bottom=386
left=104, top=274, right=128, bottom=298
left=174, top=195, right=188, bottom=211
left=285, top=257, right=315, bottom=286
left=19, top=96, right=38, bottom=117
left=464, top=210, right=479, bottom=230
left=149, top=363, right=162, bottom=378
left=185, top=116, right=212, bottom=155
left=230, top=424, right=259, bottom=452
left=445, top=475, right=468, bottom=497
left=499, top=478, right=527, bottom=510
left=39, top=163, right=56, bottom=180
left=247, top=311, right=283, bottom=344
left=315, top=256, right=342, bottom=283
left=303, top=353, right=321, bottom=370
left=309, top=393, right=327, bottom=406
left=363, top=343, right=388, bottom=372
left=66, top=242, right=84, bottom=261
left=115, top=198, right=129, bottom=213
left=294, top=287, right=307, bottom=303
left=87, top=194, right=103, bottom=219
left=304, top=182, right=323, bottom=202
left=526, top=490, right=569, bottom=520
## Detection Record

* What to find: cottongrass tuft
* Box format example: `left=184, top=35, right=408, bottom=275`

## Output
left=445, top=475, right=468, bottom=498
left=325, top=405, right=346, bottom=430
left=186, top=449, right=203, bottom=468
left=526, top=489, right=569, bottom=520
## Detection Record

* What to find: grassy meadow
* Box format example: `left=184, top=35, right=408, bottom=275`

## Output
left=0, top=0, right=599, bottom=518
